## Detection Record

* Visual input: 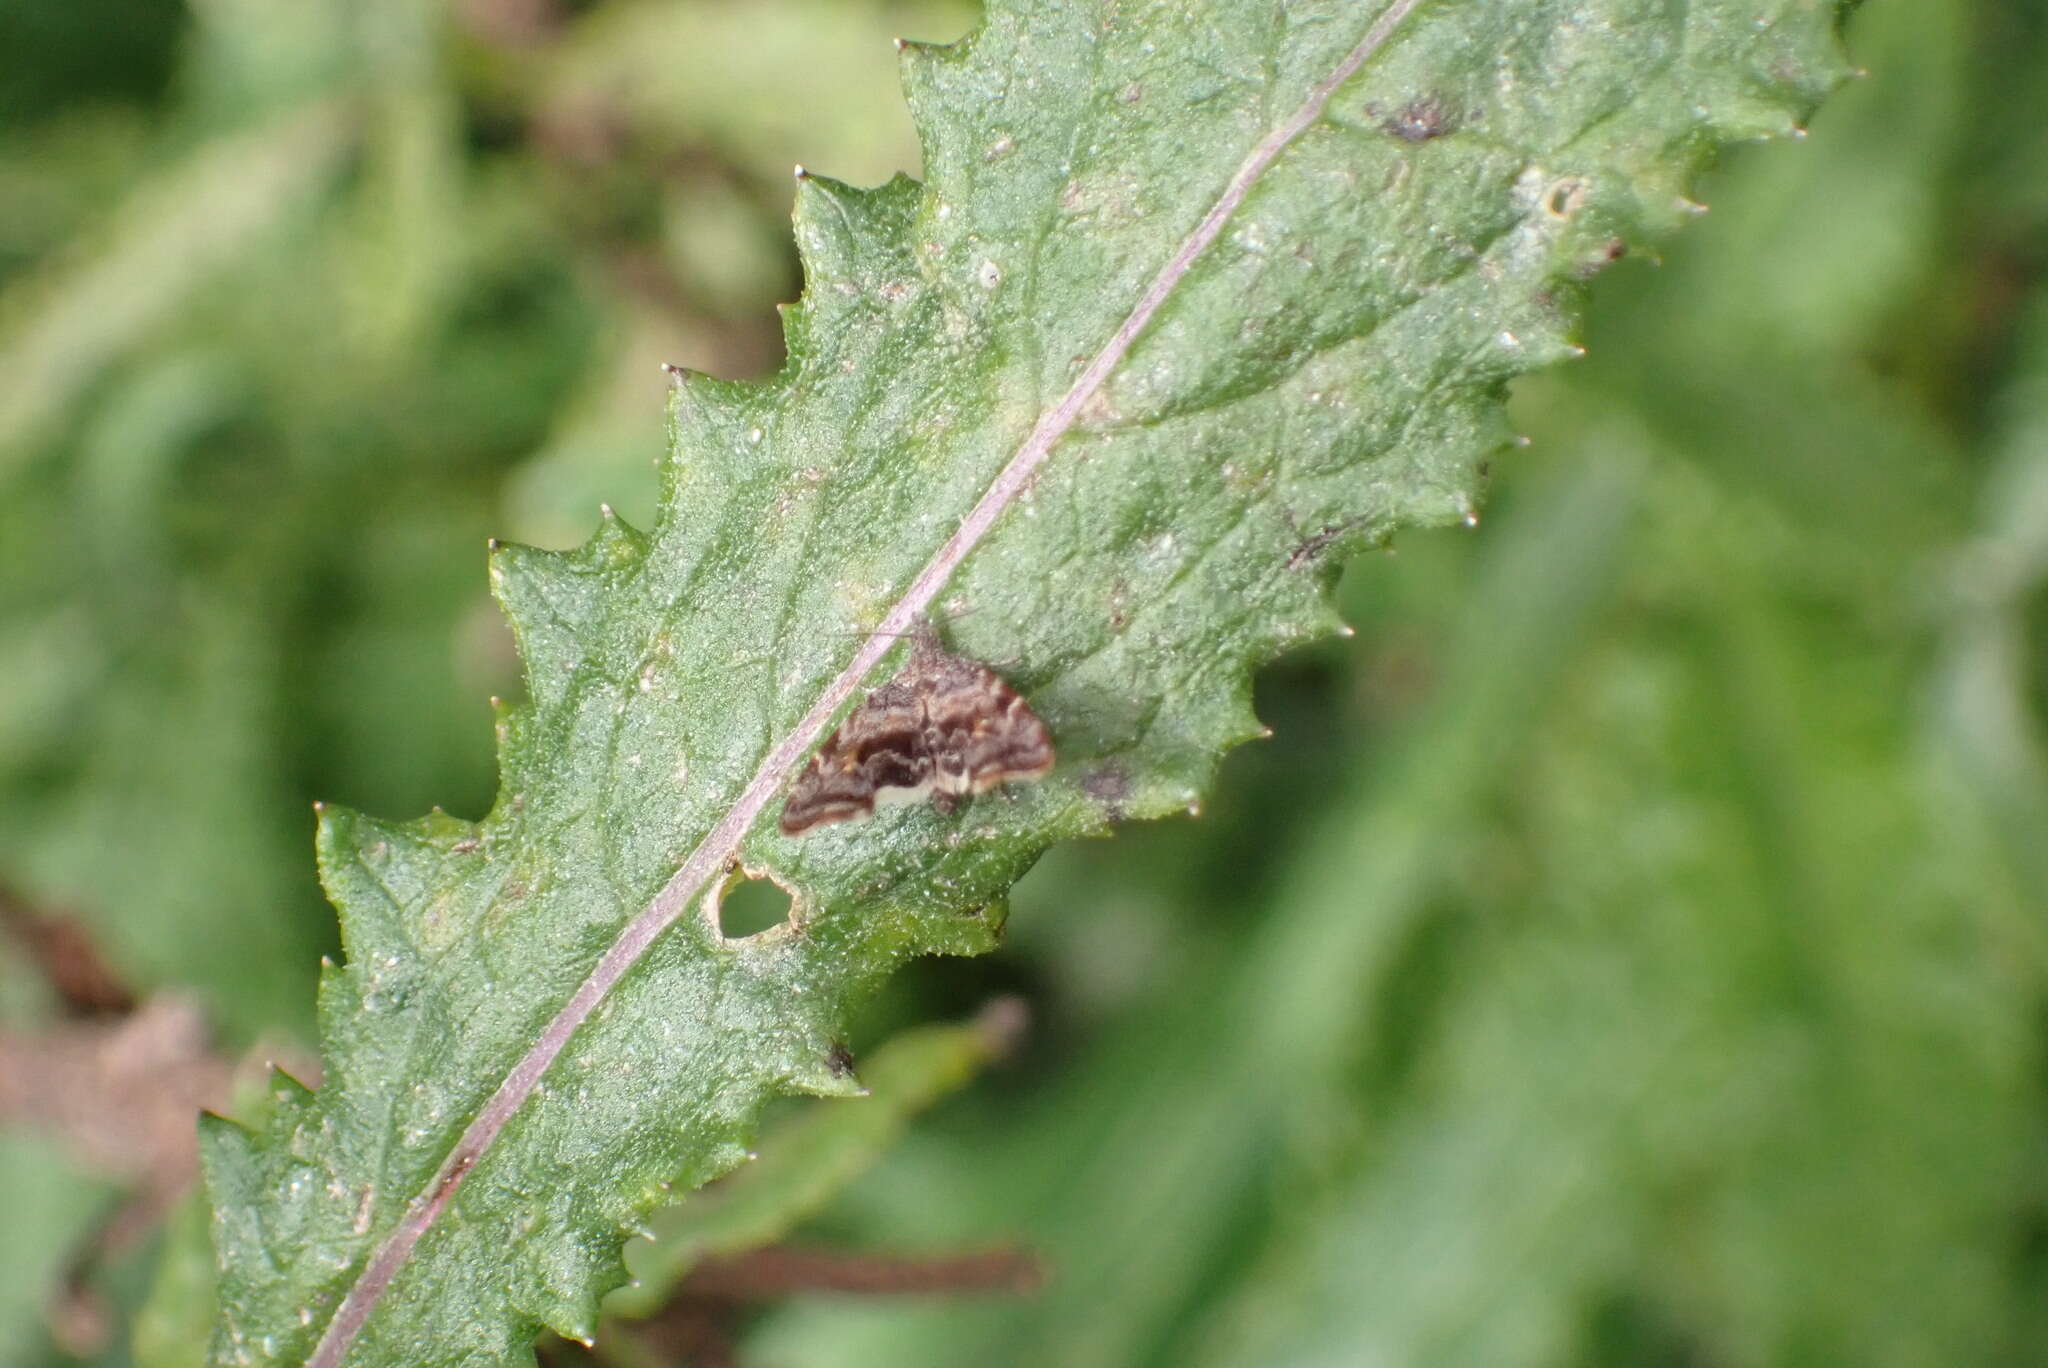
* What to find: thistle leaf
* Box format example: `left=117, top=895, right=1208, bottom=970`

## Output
left=204, top=2, right=1852, bottom=1363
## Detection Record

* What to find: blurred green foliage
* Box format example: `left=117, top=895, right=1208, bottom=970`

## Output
left=1, top=0, right=2044, bottom=1365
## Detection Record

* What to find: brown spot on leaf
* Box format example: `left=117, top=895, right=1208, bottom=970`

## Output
left=1384, top=96, right=1458, bottom=143
left=1287, top=516, right=1371, bottom=570
left=1576, top=237, right=1628, bottom=278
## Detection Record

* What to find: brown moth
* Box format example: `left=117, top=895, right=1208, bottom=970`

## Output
left=779, top=622, right=1054, bottom=836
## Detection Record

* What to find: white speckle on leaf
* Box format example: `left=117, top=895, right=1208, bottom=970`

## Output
left=977, top=259, right=1002, bottom=289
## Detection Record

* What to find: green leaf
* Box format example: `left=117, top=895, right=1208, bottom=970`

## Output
left=203, top=2, right=1851, bottom=1364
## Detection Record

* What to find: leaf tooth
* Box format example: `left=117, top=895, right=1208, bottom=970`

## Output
left=795, top=172, right=907, bottom=263
left=266, top=1064, right=319, bottom=1108
left=1685, top=29, right=1854, bottom=146
left=517, top=1271, right=612, bottom=1355
left=1494, top=315, right=1592, bottom=374
left=699, top=1138, right=756, bottom=1178
left=197, top=1107, right=261, bottom=1202
left=1731, top=16, right=1859, bottom=111
left=893, top=33, right=961, bottom=107
left=1178, top=683, right=1270, bottom=764
left=316, top=805, right=466, bottom=969
left=314, top=951, right=362, bottom=1040
left=1694, top=91, right=1812, bottom=144
left=788, top=173, right=922, bottom=330
left=784, top=1046, right=868, bottom=1100
left=659, top=368, right=781, bottom=515
left=489, top=539, right=604, bottom=715
left=583, top=502, right=648, bottom=569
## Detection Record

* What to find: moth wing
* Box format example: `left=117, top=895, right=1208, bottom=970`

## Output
left=780, top=679, right=930, bottom=835
left=920, top=655, right=1055, bottom=795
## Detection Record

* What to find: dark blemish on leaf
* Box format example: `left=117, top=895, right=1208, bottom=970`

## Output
left=825, top=1043, right=856, bottom=1078
left=1287, top=516, right=1371, bottom=570
left=1082, top=765, right=1131, bottom=810
left=1384, top=96, right=1457, bottom=143
left=1576, top=238, right=1628, bottom=278
left=1108, top=580, right=1130, bottom=631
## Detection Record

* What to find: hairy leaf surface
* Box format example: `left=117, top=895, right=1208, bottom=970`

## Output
left=203, top=1, right=1850, bottom=1363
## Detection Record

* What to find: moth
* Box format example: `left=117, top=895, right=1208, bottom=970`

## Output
left=779, top=622, right=1055, bottom=836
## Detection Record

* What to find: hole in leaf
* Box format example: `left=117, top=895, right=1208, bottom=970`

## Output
left=1543, top=176, right=1587, bottom=219
left=718, top=876, right=793, bottom=939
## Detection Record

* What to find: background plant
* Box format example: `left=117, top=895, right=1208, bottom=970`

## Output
left=1, top=0, right=2045, bottom=1365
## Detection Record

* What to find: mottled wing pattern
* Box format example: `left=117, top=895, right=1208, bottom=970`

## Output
left=778, top=679, right=930, bottom=835
left=921, top=652, right=1055, bottom=802
left=779, top=626, right=1056, bottom=836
